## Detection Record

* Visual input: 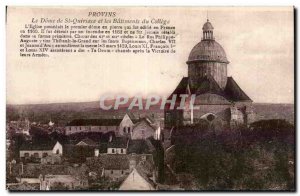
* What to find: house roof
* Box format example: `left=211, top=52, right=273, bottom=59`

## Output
left=144, top=115, right=156, bottom=124
left=133, top=118, right=156, bottom=130
left=130, top=161, right=155, bottom=188
left=20, top=141, right=58, bottom=151
left=119, top=156, right=156, bottom=190
left=44, top=174, right=79, bottom=183
left=107, top=137, right=128, bottom=148
left=95, top=154, right=130, bottom=170
left=127, top=139, right=155, bottom=154
left=66, top=119, right=122, bottom=126
left=64, top=142, right=107, bottom=155
left=126, top=111, right=139, bottom=123
left=76, top=138, right=97, bottom=146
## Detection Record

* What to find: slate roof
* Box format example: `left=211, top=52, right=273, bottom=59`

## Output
left=168, top=76, right=252, bottom=103
left=66, top=119, right=122, bottom=126
left=224, top=77, right=252, bottom=102
left=127, top=139, right=155, bottom=154
left=19, top=141, right=58, bottom=151
left=133, top=118, right=156, bottom=130
left=65, top=143, right=107, bottom=154
left=144, top=115, right=156, bottom=124
left=194, top=75, right=224, bottom=95
left=167, top=77, right=189, bottom=100
left=95, top=154, right=130, bottom=170
left=107, top=137, right=128, bottom=148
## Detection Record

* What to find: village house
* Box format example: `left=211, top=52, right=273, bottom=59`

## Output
left=39, top=174, right=88, bottom=190
left=19, top=141, right=63, bottom=162
left=87, top=153, right=155, bottom=182
left=76, top=138, right=98, bottom=146
left=65, top=119, right=122, bottom=135
left=87, top=154, right=130, bottom=181
left=132, top=118, right=157, bottom=140
left=64, top=141, right=107, bottom=164
left=7, top=118, right=30, bottom=136
left=107, top=137, right=129, bottom=155
left=119, top=161, right=156, bottom=190
left=118, top=112, right=138, bottom=138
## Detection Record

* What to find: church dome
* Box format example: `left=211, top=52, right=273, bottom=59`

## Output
left=187, top=40, right=229, bottom=63
left=202, top=20, right=214, bottom=31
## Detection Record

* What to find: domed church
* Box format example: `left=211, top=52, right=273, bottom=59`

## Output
left=164, top=19, right=255, bottom=129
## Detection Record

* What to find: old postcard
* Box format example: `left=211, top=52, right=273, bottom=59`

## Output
left=6, top=6, right=295, bottom=191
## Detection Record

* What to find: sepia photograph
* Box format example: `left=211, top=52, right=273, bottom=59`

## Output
left=5, top=6, right=295, bottom=191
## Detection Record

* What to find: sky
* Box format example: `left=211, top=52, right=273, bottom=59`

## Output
left=6, top=7, right=294, bottom=104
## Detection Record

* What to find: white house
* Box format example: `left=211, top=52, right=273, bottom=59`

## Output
left=20, top=141, right=63, bottom=161
left=107, top=137, right=129, bottom=155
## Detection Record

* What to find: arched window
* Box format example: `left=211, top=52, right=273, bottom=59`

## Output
left=56, top=149, right=59, bottom=154
left=123, top=127, right=126, bottom=133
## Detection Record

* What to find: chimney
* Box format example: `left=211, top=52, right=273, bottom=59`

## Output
left=94, top=149, right=99, bottom=157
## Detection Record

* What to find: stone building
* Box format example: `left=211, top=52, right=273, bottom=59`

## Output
left=20, top=141, right=63, bottom=162
left=118, top=113, right=138, bottom=138
left=65, top=112, right=138, bottom=136
left=86, top=153, right=154, bottom=182
left=132, top=118, right=156, bottom=140
left=165, top=19, right=255, bottom=129
left=39, top=174, right=88, bottom=190
left=65, top=119, right=122, bottom=135
left=107, top=137, right=128, bottom=154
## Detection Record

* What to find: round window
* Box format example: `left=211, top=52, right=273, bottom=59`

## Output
left=207, top=114, right=215, bottom=122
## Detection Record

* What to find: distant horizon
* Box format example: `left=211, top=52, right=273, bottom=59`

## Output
left=6, top=98, right=295, bottom=106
